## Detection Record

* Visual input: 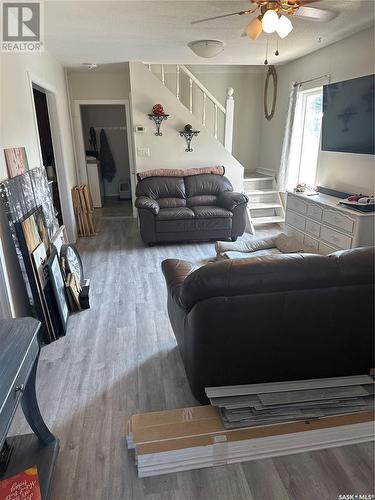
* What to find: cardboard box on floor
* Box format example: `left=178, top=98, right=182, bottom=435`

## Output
left=128, top=405, right=375, bottom=456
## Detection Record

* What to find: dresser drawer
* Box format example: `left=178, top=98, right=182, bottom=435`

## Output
left=288, top=196, right=308, bottom=215
left=286, top=210, right=306, bottom=231
left=304, top=234, right=319, bottom=252
left=320, top=226, right=352, bottom=250
left=322, top=209, right=355, bottom=234
left=285, top=224, right=304, bottom=244
left=319, top=241, right=337, bottom=255
left=0, top=340, right=38, bottom=441
left=307, top=203, right=323, bottom=220
left=305, top=219, right=321, bottom=238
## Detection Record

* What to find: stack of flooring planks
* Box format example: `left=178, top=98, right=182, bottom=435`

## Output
left=72, top=185, right=96, bottom=237
left=207, top=375, right=375, bottom=429
left=127, top=377, right=374, bottom=478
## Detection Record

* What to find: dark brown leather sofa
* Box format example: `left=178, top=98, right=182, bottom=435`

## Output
left=135, top=174, right=248, bottom=244
left=162, top=247, right=375, bottom=403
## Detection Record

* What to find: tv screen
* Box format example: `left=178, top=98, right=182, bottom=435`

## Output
left=322, top=74, right=374, bottom=155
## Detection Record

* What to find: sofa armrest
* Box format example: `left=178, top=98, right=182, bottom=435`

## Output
left=218, top=191, right=248, bottom=212
left=161, top=259, right=195, bottom=308
left=135, top=196, right=160, bottom=215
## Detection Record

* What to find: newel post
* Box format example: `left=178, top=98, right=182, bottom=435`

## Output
left=224, top=87, right=234, bottom=154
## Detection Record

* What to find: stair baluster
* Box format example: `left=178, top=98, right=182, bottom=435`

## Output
left=176, top=65, right=180, bottom=100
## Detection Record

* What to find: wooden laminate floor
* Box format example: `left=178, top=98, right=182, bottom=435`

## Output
left=95, top=198, right=133, bottom=218
left=11, top=218, right=375, bottom=500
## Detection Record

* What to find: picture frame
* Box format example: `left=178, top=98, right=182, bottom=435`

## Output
left=15, top=216, right=56, bottom=343
left=46, top=247, right=69, bottom=332
left=4, top=147, right=29, bottom=178
left=31, top=242, right=64, bottom=339
left=51, top=225, right=67, bottom=257
left=31, top=242, right=47, bottom=288
left=20, top=206, right=50, bottom=254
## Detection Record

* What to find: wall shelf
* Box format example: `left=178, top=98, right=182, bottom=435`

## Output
left=148, top=114, right=169, bottom=136
left=179, top=129, right=200, bottom=152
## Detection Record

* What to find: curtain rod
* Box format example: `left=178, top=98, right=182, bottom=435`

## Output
left=293, top=74, right=331, bottom=87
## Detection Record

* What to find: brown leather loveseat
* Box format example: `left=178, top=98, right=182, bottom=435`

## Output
left=135, top=173, right=248, bottom=244
left=162, top=247, right=375, bottom=403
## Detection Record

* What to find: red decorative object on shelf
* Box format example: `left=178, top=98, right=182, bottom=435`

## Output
left=152, top=104, right=166, bottom=115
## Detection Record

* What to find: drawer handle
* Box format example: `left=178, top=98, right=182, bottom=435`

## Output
left=15, top=384, right=24, bottom=394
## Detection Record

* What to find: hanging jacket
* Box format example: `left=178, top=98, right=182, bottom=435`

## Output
left=99, top=129, right=116, bottom=182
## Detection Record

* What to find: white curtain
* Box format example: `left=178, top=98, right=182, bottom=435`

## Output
left=278, top=83, right=300, bottom=192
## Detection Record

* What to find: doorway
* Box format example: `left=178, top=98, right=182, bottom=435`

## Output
left=32, top=85, right=64, bottom=226
left=78, top=103, right=133, bottom=218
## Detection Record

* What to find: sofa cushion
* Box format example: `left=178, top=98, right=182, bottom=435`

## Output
left=136, top=176, right=186, bottom=200
left=187, top=195, right=218, bottom=207
left=157, top=207, right=195, bottom=220
left=158, top=197, right=186, bottom=209
left=192, top=206, right=233, bottom=219
left=185, top=174, right=233, bottom=198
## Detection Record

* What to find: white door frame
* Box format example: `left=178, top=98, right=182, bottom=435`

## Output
left=27, top=71, right=77, bottom=241
left=72, top=99, right=136, bottom=217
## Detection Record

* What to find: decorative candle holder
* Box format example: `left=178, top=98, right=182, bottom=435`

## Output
left=179, top=126, right=200, bottom=152
left=148, top=114, right=169, bottom=136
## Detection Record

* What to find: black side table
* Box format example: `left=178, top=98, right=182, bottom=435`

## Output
left=0, top=318, right=59, bottom=499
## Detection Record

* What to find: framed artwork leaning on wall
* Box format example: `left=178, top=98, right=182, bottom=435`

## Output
left=45, top=247, right=69, bottom=334
left=3, top=147, right=29, bottom=178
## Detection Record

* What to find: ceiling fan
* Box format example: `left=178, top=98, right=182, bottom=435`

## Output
left=191, top=1, right=337, bottom=40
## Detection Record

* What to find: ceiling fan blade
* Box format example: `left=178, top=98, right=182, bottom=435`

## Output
left=191, top=9, right=254, bottom=25
left=294, top=6, right=337, bottom=22
left=245, top=17, right=263, bottom=40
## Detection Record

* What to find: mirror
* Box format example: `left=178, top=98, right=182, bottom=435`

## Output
left=264, top=65, right=277, bottom=121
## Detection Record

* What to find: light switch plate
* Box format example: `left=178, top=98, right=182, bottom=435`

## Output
left=135, top=125, right=146, bottom=133
left=137, top=147, right=150, bottom=158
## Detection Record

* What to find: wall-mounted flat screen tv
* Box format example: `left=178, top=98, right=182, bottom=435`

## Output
left=322, top=74, right=374, bottom=155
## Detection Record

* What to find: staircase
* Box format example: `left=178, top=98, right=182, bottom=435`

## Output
left=146, top=64, right=234, bottom=153
left=244, top=170, right=285, bottom=234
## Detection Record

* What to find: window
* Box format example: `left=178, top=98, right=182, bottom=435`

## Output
left=289, top=87, right=323, bottom=189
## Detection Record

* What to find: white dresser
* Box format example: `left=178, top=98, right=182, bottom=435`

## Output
left=285, top=191, right=375, bottom=254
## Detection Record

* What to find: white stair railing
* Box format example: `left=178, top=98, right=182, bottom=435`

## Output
left=147, top=63, right=234, bottom=153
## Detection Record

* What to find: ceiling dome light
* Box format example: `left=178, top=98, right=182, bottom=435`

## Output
left=188, top=40, right=224, bottom=58
left=276, top=15, right=293, bottom=39
left=81, top=63, right=98, bottom=70
left=262, top=9, right=279, bottom=34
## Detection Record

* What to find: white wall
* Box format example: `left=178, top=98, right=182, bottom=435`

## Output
left=192, top=70, right=262, bottom=173
left=68, top=66, right=130, bottom=101
left=258, top=28, right=375, bottom=194
left=0, top=49, right=78, bottom=316
left=129, top=62, right=244, bottom=191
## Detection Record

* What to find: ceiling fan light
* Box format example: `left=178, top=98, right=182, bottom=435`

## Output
left=187, top=40, right=224, bottom=58
left=277, top=15, right=293, bottom=39
left=262, top=9, right=279, bottom=34
left=246, top=16, right=263, bottom=40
